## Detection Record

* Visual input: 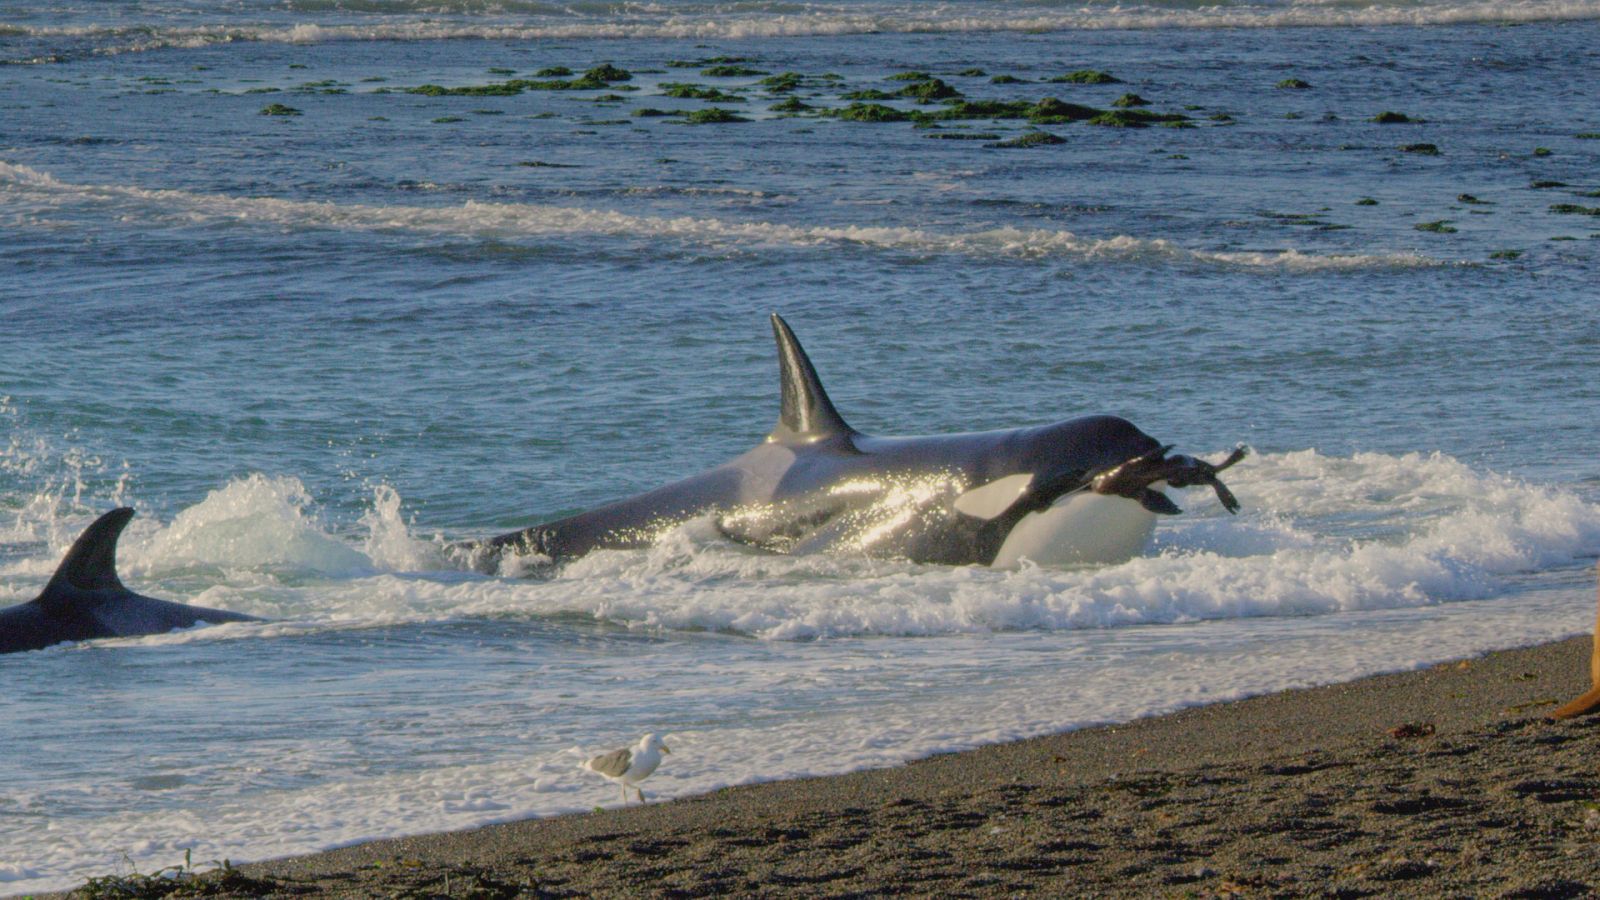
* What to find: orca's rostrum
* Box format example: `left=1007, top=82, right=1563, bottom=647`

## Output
left=474, top=314, right=1244, bottom=570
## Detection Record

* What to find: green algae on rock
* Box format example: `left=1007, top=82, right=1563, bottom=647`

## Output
left=887, top=71, right=935, bottom=81
left=1277, top=78, right=1312, bottom=89
left=682, top=107, right=749, bottom=124
left=584, top=64, right=632, bottom=82
left=934, top=99, right=1033, bottom=119
left=661, top=83, right=745, bottom=102
left=823, top=102, right=912, bottom=122
left=1356, top=198, right=1379, bottom=205
left=759, top=72, right=803, bottom=93
left=1372, top=111, right=1418, bottom=123
left=926, top=98, right=1095, bottom=123
left=535, top=67, right=572, bottom=77
left=1457, top=194, right=1492, bottom=204
left=1049, top=70, right=1121, bottom=84
left=1400, top=143, right=1440, bottom=154
left=897, top=78, right=962, bottom=103
left=1415, top=220, right=1458, bottom=233
left=1089, top=108, right=1188, bottom=128
left=990, top=75, right=1026, bottom=84
left=1112, top=93, right=1151, bottom=107
left=925, top=131, right=1002, bottom=140
left=405, top=83, right=493, bottom=96
left=702, top=65, right=767, bottom=77
left=1028, top=97, right=1103, bottom=123
left=259, top=103, right=301, bottom=115
left=768, top=97, right=814, bottom=113
left=1550, top=204, right=1600, bottom=215
left=986, top=130, right=1066, bottom=148
left=841, top=89, right=894, bottom=101
left=1490, top=249, right=1524, bottom=259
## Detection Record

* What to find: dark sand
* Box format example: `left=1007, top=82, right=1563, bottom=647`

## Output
left=56, top=635, right=1600, bottom=898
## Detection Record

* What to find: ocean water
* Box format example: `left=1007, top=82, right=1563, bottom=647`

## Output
left=4, top=0, right=1600, bottom=892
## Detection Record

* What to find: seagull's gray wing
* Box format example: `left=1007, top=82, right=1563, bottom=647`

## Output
left=586, top=747, right=632, bottom=778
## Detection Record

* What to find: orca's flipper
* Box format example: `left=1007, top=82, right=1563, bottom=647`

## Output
left=36, top=508, right=135, bottom=612
left=1552, top=563, right=1600, bottom=719
left=769, top=314, right=856, bottom=443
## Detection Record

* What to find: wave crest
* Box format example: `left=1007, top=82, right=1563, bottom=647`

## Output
left=0, top=162, right=1440, bottom=272
left=7, top=0, right=1600, bottom=61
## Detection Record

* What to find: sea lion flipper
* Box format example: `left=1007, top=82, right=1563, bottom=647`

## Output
left=1136, top=489, right=1183, bottom=516
left=1552, top=685, right=1600, bottom=720
left=1551, top=563, right=1600, bottom=720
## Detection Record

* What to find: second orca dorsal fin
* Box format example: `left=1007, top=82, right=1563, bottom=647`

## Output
left=769, top=314, right=856, bottom=443
left=36, top=508, right=135, bottom=611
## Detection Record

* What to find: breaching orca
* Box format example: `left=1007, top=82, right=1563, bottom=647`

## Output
left=470, top=314, right=1243, bottom=570
left=0, top=508, right=255, bottom=654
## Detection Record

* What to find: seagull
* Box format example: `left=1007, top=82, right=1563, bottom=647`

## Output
left=583, top=733, right=671, bottom=804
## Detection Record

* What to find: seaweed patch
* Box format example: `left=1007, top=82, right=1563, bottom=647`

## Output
left=1048, top=70, right=1121, bottom=84
left=986, top=131, right=1066, bottom=148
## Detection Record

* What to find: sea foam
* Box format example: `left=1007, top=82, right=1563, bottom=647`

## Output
left=4, top=449, right=1598, bottom=896
left=9, top=448, right=1594, bottom=641
left=0, top=163, right=1440, bottom=273
left=7, top=0, right=1600, bottom=61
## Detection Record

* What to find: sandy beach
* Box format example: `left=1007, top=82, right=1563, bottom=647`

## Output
left=45, top=632, right=1600, bottom=898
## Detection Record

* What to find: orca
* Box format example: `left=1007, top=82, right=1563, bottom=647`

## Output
left=470, top=314, right=1243, bottom=571
left=0, top=508, right=256, bottom=654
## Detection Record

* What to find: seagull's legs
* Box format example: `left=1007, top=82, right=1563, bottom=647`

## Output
left=637, top=786, right=648, bottom=803
left=620, top=783, right=628, bottom=804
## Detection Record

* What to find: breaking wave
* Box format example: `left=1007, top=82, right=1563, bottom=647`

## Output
left=5, top=0, right=1600, bottom=61
left=7, top=449, right=1598, bottom=640
left=0, top=162, right=1440, bottom=272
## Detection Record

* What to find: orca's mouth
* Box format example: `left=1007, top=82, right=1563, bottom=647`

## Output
left=1090, top=445, right=1247, bottom=515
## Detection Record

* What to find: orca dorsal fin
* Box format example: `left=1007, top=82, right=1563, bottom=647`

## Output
left=36, top=508, right=135, bottom=610
left=769, top=314, right=856, bottom=443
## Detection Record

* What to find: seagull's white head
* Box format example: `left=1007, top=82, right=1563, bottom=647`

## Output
left=641, top=733, right=671, bottom=755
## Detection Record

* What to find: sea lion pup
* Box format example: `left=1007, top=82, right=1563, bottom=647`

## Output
left=1551, top=562, right=1600, bottom=720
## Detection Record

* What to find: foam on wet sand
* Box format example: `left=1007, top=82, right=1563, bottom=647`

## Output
left=54, top=634, right=1600, bottom=898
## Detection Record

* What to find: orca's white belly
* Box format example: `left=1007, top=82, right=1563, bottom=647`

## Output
left=990, top=491, right=1157, bottom=568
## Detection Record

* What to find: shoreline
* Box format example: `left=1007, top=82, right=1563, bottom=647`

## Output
left=44, top=632, right=1600, bottom=898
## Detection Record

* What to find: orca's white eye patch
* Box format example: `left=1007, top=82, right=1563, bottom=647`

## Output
left=953, top=473, right=1033, bottom=520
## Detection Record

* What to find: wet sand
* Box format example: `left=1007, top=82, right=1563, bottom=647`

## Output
left=56, top=634, right=1600, bottom=897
